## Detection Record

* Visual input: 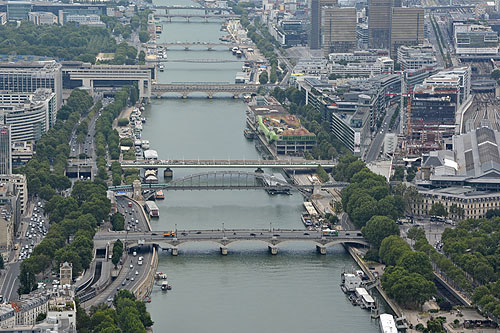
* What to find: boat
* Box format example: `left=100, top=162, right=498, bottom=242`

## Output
left=232, top=46, right=239, bottom=55
left=155, top=272, right=167, bottom=279
left=155, top=25, right=163, bottom=34
left=355, top=288, right=376, bottom=310
left=379, top=314, right=398, bottom=333
left=161, top=281, right=171, bottom=290
left=236, top=50, right=243, bottom=58
left=141, top=117, right=146, bottom=124
left=159, top=64, right=164, bottom=72
left=340, top=272, right=363, bottom=293
left=141, top=140, right=150, bottom=149
left=301, top=212, right=313, bottom=227
left=243, top=129, right=255, bottom=140
left=155, top=190, right=165, bottom=200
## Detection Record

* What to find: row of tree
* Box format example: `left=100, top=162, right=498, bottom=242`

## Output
left=76, top=290, right=153, bottom=333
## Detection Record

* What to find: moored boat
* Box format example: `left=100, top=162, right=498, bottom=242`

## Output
left=155, top=190, right=165, bottom=200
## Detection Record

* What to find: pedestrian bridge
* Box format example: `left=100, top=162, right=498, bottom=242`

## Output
left=120, top=159, right=336, bottom=169
left=151, top=83, right=259, bottom=98
left=94, top=229, right=368, bottom=255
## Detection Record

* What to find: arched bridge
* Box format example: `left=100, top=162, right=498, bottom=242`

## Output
left=94, top=229, right=368, bottom=255
left=151, top=83, right=259, bottom=98
left=120, top=159, right=336, bottom=169
left=108, top=171, right=348, bottom=194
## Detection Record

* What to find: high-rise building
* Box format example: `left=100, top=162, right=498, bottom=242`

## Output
left=322, top=7, right=357, bottom=56
left=309, top=0, right=338, bottom=49
left=0, top=61, right=62, bottom=110
left=368, top=0, right=398, bottom=49
left=390, top=8, right=424, bottom=57
left=0, top=125, right=11, bottom=175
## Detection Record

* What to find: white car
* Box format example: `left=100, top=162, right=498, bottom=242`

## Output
left=135, top=270, right=139, bottom=275
left=130, top=264, right=133, bottom=269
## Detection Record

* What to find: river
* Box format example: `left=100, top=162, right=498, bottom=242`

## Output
left=144, top=1, right=383, bottom=331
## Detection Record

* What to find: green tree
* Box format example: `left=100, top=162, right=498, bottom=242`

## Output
left=259, top=71, right=269, bottom=85
left=361, top=216, right=400, bottom=248
left=429, top=202, right=448, bottom=217
left=379, top=235, right=411, bottom=266
left=111, top=212, right=125, bottom=231
left=316, top=165, right=329, bottom=182
left=397, top=251, right=434, bottom=280
left=407, top=226, right=426, bottom=241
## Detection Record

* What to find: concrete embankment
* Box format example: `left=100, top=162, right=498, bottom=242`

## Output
left=132, top=246, right=158, bottom=301
left=345, top=245, right=403, bottom=318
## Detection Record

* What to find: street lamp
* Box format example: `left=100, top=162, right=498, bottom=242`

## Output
left=175, top=223, right=177, bottom=236
left=269, top=222, right=272, bottom=233
left=222, top=222, right=225, bottom=238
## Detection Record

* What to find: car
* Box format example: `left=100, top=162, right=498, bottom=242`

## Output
left=181, top=232, right=188, bottom=236
left=122, top=281, right=126, bottom=286
left=273, top=234, right=280, bottom=237
left=126, top=277, right=130, bottom=280
left=151, top=233, right=157, bottom=236
left=196, top=231, right=202, bottom=234
left=107, top=297, right=113, bottom=302
left=135, top=219, right=139, bottom=224
left=131, top=277, right=135, bottom=281
left=135, top=270, right=139, bottom=275
left=250, top=233, right=256, bottom=236
left=303, top=232, right=309, bottom=235
left=116, top=287, right=120, bottom=291
left=130, top=264, right=133, bottom=269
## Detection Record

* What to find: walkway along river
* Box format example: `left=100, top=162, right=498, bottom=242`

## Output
left=143, top=0, right=385, bottom=331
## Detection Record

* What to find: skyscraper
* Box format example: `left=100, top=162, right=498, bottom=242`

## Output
left=322, top=7, right=357, bottom=56
left=309, top=0, right=338, bottom=49
left=0, top=125, right=12, bottom=175
left=390, top=8, right=424, bottom=56
left=368, top=0, right=398, bottom=49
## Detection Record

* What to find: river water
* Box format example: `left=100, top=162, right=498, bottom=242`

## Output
left=144, top=1, right=383, bottom=331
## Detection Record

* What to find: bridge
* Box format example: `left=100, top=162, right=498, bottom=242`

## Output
left=94, top=229, right=367, bottom=255
left=151, top=83, right=259, bottom=98
left=153, top=58, right=242, bottom=63
left=157, top=42, right=241, bottom=51
left=154, top=5, right=232, bottom=12
left=120, top=159, right=336, bottom=169
left=155, top=13, right=240, bottom=22
left=109, top=171, right=348, bottom=195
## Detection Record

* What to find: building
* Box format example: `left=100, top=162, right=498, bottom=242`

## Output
left=322, top=7, right=357, bottom=56
left=0, top=125, right=11, bottom=175
left=61, top=62, right=155, bottom=100
left=328, top=49, right=390, bottom=63
left=390, top=8, right=424, bottom=57
left=0, top=61, right=62, bottom=110
left=47, top=293, right=76, bottom=332
left=0, top=174, right=27, bottom=215
left=424, top=67, right=471, bottom=106
left=28, top=11, right=57, bottom=24
left=0, top=12, right=7, bottom=25
left=65, top=14, right=105, bottom=27
left=6, top=1, right=32, bottom=20
left=454, top=23, right=499, bottom=55
left=294, top=58, right=329, bottom=76
left=0, top=89, right=57, bottom=142
left=310, top=0, right=338, bottom=49
left=0, top=304, right=15, bottom=329
left=248, top=97, right=316, bottom=155
left=59, top=262, right=72, bottom=286
left=328, top=56, right=393, bottom=78
left=11, top=294, right=49, bottom=326
left=397, top=45, right=438, bottom=71
left=0, top=182, right=19, bottom=254
left=368, top=0, right=397, bottom=49
left=384, top=133, right=397, bottom=154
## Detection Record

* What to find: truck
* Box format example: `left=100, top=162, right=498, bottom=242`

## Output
left=322, top=229, right=338, bottom=237
left=163, top=231, right=176, bottom=238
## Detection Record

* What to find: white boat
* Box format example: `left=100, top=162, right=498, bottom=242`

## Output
left=159, top=64, right=164, bottom=72
left=161, top=281, right=171, bottom=290
left=141, top=140, right=150, bottom=150
left=379, top=314, right=398, bottom=333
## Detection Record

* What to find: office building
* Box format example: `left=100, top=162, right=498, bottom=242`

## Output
left=310, top=0, right=338, bottom=49
left=368, top=0, right=396, bottom=49
left=322, top=7, right=357, bottom=56
left=65, top=14, right=105, bottom=27
left=0, top=182, right=20, bottom=253
left=454, top=23, right=499, bottom=55
left=11, top=141, right=33, bottom=167
left=397, top=45, right=437, bottom=71
left=390, top=8, right=424, bottom=57
left=424, top=67, right=471, bottom=105
left=0, top=125, right=11, bottom=175
left=6, top=1, right=32, bottom=20
left=28, top=11, right=57, bottom=24
left=0, top=89, right=57, bottom=142
left=0, top=61, right=62, bottom=110
left=0, top=174, right=27, bottom=215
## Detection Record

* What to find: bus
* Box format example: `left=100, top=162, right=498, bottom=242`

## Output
left=322, top=229, right=338, bottom=236
left=163, top=231, right=176, bottom=238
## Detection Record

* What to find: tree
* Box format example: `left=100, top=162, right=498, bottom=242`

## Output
left=397, top=251, right=434, bottom=280
left=429, top=202, right=448, bottom=217
left=111, top=212, right=125, bottom=231
left=316, top=165, right=329, bottom=182
left=36, top=312, right=47, bottom=322
left=361, top=216, right=400, bottom=248
left=139, top=30, right=149, bottom=43
left=407, top=226, right=426, bottom=241
left=379, top=235, right=411, bottom=266
left=259, top=71, right=268, bottom=85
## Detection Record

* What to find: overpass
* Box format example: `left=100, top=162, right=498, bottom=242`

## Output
left=155, top=13, right=240, bottom=22
left=94, top=229, right=367, bottom=255
left=120, top=159, right=336, bottom=169
left=151, top=83, right=259, bottom=98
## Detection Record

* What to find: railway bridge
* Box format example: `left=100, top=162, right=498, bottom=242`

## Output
left=94, top=229, right=367, bottom=255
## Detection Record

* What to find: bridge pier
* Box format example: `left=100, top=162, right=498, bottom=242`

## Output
left=268, top=245, right=278, bottom=255
left=233, top=93, right=239, bottom=99
left=184, top=47, right=190, bottom=51
left=220, top=246, right=228, bottom=255
left=316, top=245, right=327, bottom=255
left=182, top=92, right=188, bottom=99
left=255, top=168, right=264, bottom=174
left=207, top=92, right=214, bottom=99
left=171, top=247, right=178, bottom=256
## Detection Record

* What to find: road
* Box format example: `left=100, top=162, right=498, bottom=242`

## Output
left=365, top=104, right=398, bottom=162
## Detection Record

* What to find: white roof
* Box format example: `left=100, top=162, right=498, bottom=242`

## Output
left=355, top=287, right=369, bottom=296
left=379, top=314, right=398, bottom=333
left=144, top=149, right=158, bottom=159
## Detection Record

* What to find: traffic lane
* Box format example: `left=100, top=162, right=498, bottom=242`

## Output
left=126, top=251, right=153, bottom=295
left=116, top=197, right=149, bottom=232
left=1, top=261, right=21, bottom=302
